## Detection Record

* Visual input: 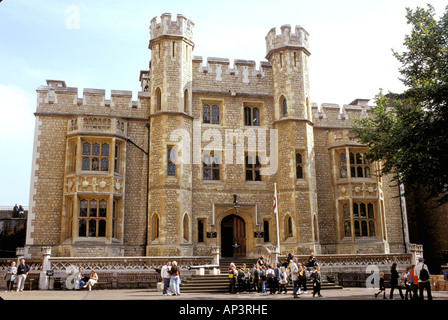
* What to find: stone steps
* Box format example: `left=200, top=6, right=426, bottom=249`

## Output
left=179, top=258, right=343, bottom=293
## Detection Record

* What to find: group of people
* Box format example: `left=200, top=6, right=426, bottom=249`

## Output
left=4, top=259, right=30, bottom=292
left=374, top=257, right=433, bottom=300
left=228, top=252, right=323, bottom=298
left=160, top=260, right=181, bottom=296
left=75, top=268, right=99, bottom=291
left=12, top=204, right=25, bottom=215
left=4, top=259, right=98, bottom=292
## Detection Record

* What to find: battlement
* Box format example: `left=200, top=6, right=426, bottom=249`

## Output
left=149, top=13, right=194, bottom=44
left=265, top=25, right=310, bottom=58
left=192, top=56, right=273, bottom=90
left=35, top=81, right=151, bottom=118
left=312, top=99, right=371, bottom=128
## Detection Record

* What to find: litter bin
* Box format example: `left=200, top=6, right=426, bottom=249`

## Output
left=53, top=277, right=63, bottom=290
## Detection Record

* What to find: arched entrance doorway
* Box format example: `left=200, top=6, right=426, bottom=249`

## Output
left=221, top=214, right=246, bottom=258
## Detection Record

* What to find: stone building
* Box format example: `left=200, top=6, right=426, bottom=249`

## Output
left=24, top=14, right=409, bottom=259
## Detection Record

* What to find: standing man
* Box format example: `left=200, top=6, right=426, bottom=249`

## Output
left=414, top=257, right=432, bottom=300
left=289, top=258, right=300, bottom=298
left=161, top=261, right=171, bottom=296
left=16, top=258, right=30, bottom=292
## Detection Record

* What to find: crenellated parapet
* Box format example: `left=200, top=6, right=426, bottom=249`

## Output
left=192, top=56, right=273, bottom=94
left=149, top=13, right=194, bottom=47
left=35, top=80, right=151, bottom=118
left=312, top=99, right=371, bottom=129
left=265, top=24, right=310, bottom=59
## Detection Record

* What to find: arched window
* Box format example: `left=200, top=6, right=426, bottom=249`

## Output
left=211, top=105, right=219, bottom=124
left=296, top=152, right=303, bottom=179
left=151, top=213, right=159, bottom=241
left=285, top=216, right=293, bottom=239
left=184, top=89, right=189, bottom=113
left=183, top=214, right=189, bottom=241
left=167, top=146, right=176, bottom=176
left=281, top=96, right=287, bottom=117
left=155, top=87, right=162, bottom=111
left=203, top=104, right=210, bottom=123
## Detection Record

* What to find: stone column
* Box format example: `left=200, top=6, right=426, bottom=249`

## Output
left=40, top=246, right=52, bottom=290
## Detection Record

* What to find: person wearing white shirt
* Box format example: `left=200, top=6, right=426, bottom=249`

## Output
left=161, top=261, right=171, bottom=296
left=414, top=257, right=432, bottom=300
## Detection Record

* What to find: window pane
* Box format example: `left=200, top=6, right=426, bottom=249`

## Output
left=344, top=221, right=351, bottom=237
left=296, top=166, right=303, bottom=179
left=361, top=221, right=368, bottom=236
left=203, top=154, right=210, bottom=167
left=203, top=105, right=210, bottom=123
left=168, top=162, right=175, bottom=176
left=98, top=220, right=106, bottom=237
left=369, top=221, right=376, bottom=236
left=365, top=167, right=371, bottom=178
left=244, top=107, right=251, bottom=126
left=245, top=156, right=253, bottom=168
left=90, top=200, right=97, bottom=217
left=92, top=143, right=100, bottom=156
left=296, top=153, right=302, bottom=164
left=212, top=105, right=219, bottom=124
left=212, top=169, right=220, bottom=180
left=340, top=166, right=347, bottom=178
left=203, top=168, right=210, bottom=180
left=99, top=200, right=107, bottom=217
left=254, top=169, right=261, bottom=181
left=91, top=158, right=99, bottom=171
left=79, top=219, right=87, bottom=237
left=340, top=153, right=346, bottom=165
left=360, top=203, right=366, bottom=219
left=357, top=166, right=364, bottom=178
left=354, top=221, right=360, bottom=236
left=83, top=143, right=91, bottom=155
left=102, top=143, right=109, bottom=156
left=246, top=169, right=253, bottom=181
left=343, top=203, right=350, bottom=219
left=88, top=220, right=97, bottom=237
left=198, top=220, right=204, bottom=243
left=212, top=154, right=220, bottom=167
left=349, top=153, right=355, bottom=164
left=368, top=203, right=374, bottom=219
left=82, top=158, right=90, bottom=171
left=253, top=107, right=260, bottom=126
left=353, top=203, right=359, bottom=219
left=101, top=158, right=109, bottom=171
left=356, top=153, right=362, bottom=164
left=80, top=200, right=88, bottom=217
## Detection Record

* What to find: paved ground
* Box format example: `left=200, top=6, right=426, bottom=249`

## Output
left=1, top=287, right=447, bottom=300
left=1, top=288, right=446, bottom=318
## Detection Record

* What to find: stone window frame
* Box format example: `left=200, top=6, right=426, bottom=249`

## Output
left=338, top=148, right=372, bottom=179
left=203, top=151, right=220, bottom=181
left=342, top=201, right=376, bottom=238
left=243, top=105, right=260, bottom=126
left=295, top=151, right=304, bottom=180
left=81, top=140, right=110, bottom=173
left=245, top=153, right=262, bottom=182
left=78, top=197, right=108, bottom=238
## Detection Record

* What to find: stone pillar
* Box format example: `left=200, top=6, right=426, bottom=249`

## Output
left=40, top=246, right=52, bottom=290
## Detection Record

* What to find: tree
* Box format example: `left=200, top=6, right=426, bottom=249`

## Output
left=353, top=4, right=448, bottom=206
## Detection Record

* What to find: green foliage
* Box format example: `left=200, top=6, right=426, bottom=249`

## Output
left=353, top=4, right=448, bottom=206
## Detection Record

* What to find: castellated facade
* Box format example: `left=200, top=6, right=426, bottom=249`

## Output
left=24, top=14, right=407, bottom=259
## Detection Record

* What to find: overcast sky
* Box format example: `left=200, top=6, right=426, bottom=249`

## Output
left=0, top=0, right=446, bottom=207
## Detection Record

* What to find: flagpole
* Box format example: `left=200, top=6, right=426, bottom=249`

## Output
left=274, top=183, right=280, bottom=257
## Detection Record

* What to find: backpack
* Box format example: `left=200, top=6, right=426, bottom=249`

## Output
left=420, top=265, right=430, bottom=281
